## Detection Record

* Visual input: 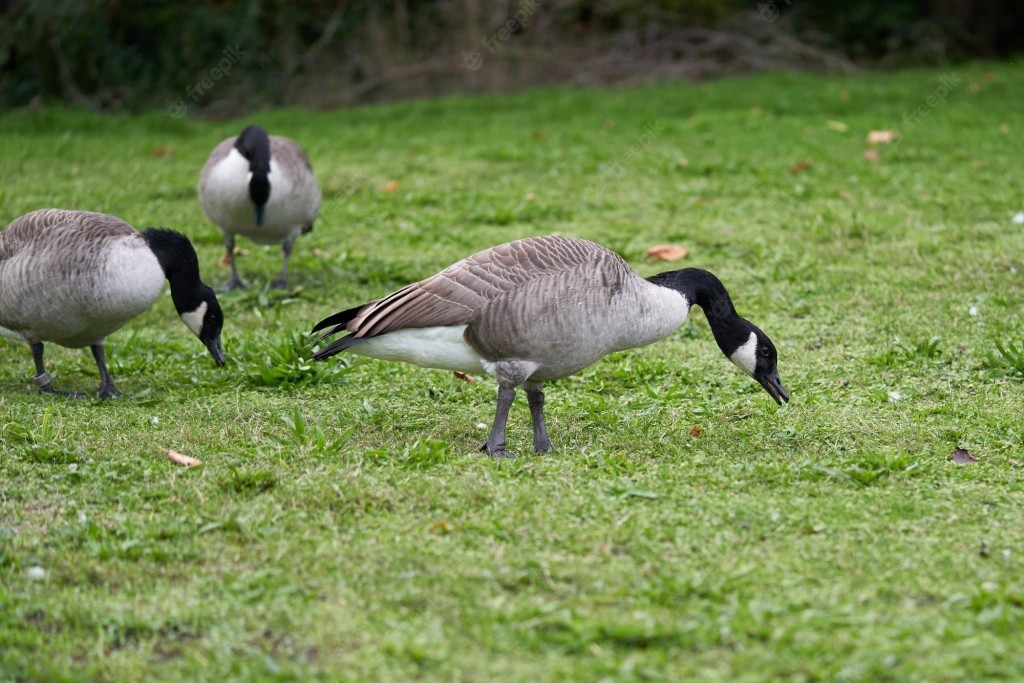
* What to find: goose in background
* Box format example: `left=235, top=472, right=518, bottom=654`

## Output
left=311, top=236, right=788, bottom=457
left=198, top=124, right=322, bottom=291
left=0, top=209, right=225, bottom=398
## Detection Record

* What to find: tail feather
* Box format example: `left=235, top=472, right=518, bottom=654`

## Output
left=311, top=304, right=363, bottom=335
left=311, top=333, right=366, bottom=360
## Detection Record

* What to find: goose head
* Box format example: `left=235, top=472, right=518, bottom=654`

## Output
left=179, top=289, right=226, bottom=366
left=723, top=323, right=788, bottom=405
left=234, top=124, right=271, bottom=226
left=141, top=228, right=227, bottom=366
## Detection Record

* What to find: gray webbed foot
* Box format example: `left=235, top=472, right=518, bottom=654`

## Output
left=96, top=384, right=122, bottom=400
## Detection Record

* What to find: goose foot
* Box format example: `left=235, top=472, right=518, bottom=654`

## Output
left=271, top=277, right=289, bottom=290
left=96, top=384, right=122, bottom=400
left=480, top=442, right=515, bottom=459
left=216, top=278, right=247, bottom=293
left=37, top=384, right=87, bottom=400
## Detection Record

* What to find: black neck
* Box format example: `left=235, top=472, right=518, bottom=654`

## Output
left=141, top=228, right=203, bottom=315
left=234, top=125, right=271, bottom=209
left=648, top=268, right=747, bottom=355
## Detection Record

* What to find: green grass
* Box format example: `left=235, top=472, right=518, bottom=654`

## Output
left=1, top=63, right=1023, bottom=681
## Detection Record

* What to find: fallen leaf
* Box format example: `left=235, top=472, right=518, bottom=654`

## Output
left=789, top=159, right=813, bottom=174
left=151, top=145, right=176, bottom=158
left=676, top=157, right=690, bottom=167
left=950, top=447, right=978, bottom=464
left=968, top=83, right=981, bottom=94
left=999, top=123, right=1010, bottom=134
left=862, top=149, right=881, bottom=161
left=453, top=371, right=477, bottom=383
left=689, top=426, right=703, bottom=437
left=382, top=180, right=399, bottom=192
left=523, top=192, right=536, bottom=201
left=971, top=160, right=986, bottom=170
left=429, top=520, right=452, bottom=534
left=867, top=130, right=899, bottom=145
left=168, top=450, right=201, bottom=467
left=827, top=120, right=848, bottom=133
left=531, top=130, right=545, bottom=140
left=646, top=244, right=688, bottom=262
left=838, top=191, right=851, bottom=200
left=218, top=252, right=231, bottom=267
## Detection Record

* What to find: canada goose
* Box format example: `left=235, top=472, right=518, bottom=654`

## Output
left=311, top=236, right=788, bottom=457
left=198, top=124, right=322, bottom=291
left=0, top=209, right=226, bottom=398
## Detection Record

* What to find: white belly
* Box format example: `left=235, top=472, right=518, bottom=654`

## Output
left=200, top=149, right=309, bottom=244
left=349, top=325, right=492, bottom=375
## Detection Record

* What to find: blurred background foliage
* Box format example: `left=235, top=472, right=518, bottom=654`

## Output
left=1, top=0, right=1021, bottom=113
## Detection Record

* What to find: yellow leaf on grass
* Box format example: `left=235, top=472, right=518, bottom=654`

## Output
left=867, top=130, right=899, bottom=145
left=168, top=450, right=201, bottom=467
left=646, top=245, right=688, bottom=262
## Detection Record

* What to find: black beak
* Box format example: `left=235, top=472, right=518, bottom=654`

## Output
left=254, top=204, right=265, bottom=227
left=205, top=337, right=226, bottom=366
left=757, top=369, right=789, bottom=405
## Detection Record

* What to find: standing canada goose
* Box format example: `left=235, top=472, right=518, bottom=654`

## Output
left=311, top=236, right=788, bottom=457
left=0, top=209, right=226, bottom=398
left=198, top=124, right=322, bottom=291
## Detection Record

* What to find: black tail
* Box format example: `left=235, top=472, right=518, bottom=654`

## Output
left=310, top=303, right=369, bottom=360
left=311, top=333, right=367, bottom=360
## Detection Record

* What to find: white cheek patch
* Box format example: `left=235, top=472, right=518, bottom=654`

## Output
left=180, top=301, right=208, bottom=338
left=729, top=331, right=758, bottom=376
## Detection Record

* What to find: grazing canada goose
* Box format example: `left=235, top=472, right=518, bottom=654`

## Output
left=198, top=124, right=322, bottom=291
left=0, top=209, right=226, bottom=398
left=311, top=236, right=788, bottom=457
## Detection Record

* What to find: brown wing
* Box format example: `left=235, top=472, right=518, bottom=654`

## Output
left=312, top=236, right=616, bottom=351
left=270, top=136, right=313, bottom=171
left=0, top=209, right=135, bottom=261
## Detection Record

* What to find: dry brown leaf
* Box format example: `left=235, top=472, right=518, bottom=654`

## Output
left=968, top=83, right=981, bottom=94
left=168, top=450, right=201, bottom=467
left=523, top=192, right=536, bottom=201
left=676, top=157, right=690, bottom=167
left=862, top=149, right=881, bottom=161
left=646, top=244, right=689, bottom=262
left=867, top=130, right=899, bottom=145
left=218, top=252, right=231, bottom=267
left=689, top=426, right=703, bottom=437
left=151, top=145, right=176, bottom=158
left=453, top=371, right=477, bottom=383
left=531, top=130, right=545, bottom=140
left=429, top=520, right=452, bottom=534
left=950, top=447, right=978, bottom=465
left=382, top=180, right=399, bottom=192
left=838, top=191, right=851, bottom=201
left=789, top=159, right=813, bottom=174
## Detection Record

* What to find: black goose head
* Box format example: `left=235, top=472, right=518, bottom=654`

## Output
left=233, top=124, right=271, bottom=226
left=721, top=321, right=789, bottom=405
left=141, top=228, right=226, bottom=366
left=648, top=267, right=789, bottom=405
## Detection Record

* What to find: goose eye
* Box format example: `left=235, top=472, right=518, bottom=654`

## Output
left=760, top=346, right=771, bottom=358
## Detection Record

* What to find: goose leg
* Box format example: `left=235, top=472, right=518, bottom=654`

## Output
left=525, top=382, right=553, bottom=453
left=218, top=235, right=246, bottom=291
left=272, top=233, right=298, bottom=290
left=91, top=344, right=121, bottom=399
left=481, top=386, right=516, bottom=458
left=31, top=343, right=86, bottom=399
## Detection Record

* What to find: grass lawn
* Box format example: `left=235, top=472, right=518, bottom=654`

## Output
left=1, top=63, right=1023, bottom=681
